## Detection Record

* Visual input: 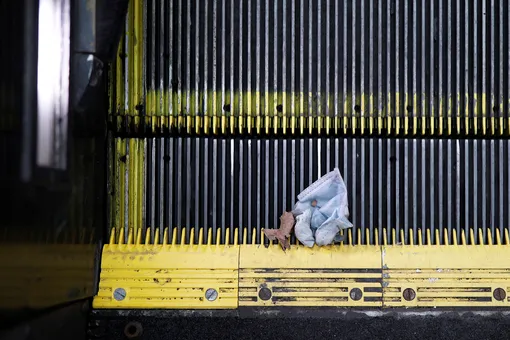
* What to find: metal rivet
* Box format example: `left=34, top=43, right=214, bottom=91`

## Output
left=205, top=288, right=218, bottom=301
left=258, top=287, right=272, bottom=301
left=493, top=288, right=506, bottom=301
left=403, top=288, right=416, bottom=301
left=349, top=288, right=363, bottom=301
left=124, top=321, right=143, bottom=338
left=113, top=288, right=126, bottom=301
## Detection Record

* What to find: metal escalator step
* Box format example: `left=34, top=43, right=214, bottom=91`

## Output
left=94, top=226, right=510, bottom=309
left=110, top=0, right=510, bottom=136
left=109, top=136, right=510, bottom=245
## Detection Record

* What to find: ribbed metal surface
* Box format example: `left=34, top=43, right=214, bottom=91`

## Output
left=110, top=0, right=510, bottom=136
left=110, top=137, right=510, bottom=245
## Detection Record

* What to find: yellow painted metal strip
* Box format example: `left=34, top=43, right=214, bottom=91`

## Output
left=94, top=228, right=510, bottom=309
left=93, top=241, right=239, bottom=309
left=240, top=244, right=380, bottom=269
left=112, top=89, right=507, bottom=136
left=382, top=244, right=510, bottom=307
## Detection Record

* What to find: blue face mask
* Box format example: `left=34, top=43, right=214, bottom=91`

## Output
left=293, top=168, right=353, bottom=246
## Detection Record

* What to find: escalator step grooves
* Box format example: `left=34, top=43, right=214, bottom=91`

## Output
left=110, top=0, right=510, bottom=136
left=109, top=137, right=510, bottom=246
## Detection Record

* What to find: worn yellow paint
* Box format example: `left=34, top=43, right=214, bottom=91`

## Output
left=94, top=228, right=238, bottom=309
left=382, top=228, right=510, bottom=307
left=110, top=4, right=506, bottom=137
left=110, top=88, right=506, bottom=136
left=94, top=227, right=510, bottom=309
left=239, top=243, right=382, bottom=307
left=114, top=138, right=126, bottom=232
left=112, top=138, right=145, bottom=233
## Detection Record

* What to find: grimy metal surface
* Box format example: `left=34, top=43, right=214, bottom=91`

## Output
left=111, top=0, right=510, bottom=135
left=110, top=137, right=510, bottom=246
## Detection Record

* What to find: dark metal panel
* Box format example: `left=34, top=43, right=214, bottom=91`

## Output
left=90, top=308, right=510, bottom=340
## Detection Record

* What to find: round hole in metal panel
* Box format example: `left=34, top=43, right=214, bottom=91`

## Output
left=124, top=321, right=143, bottom=338
left=493, top=288, right=506, bottom=301
left=349, top=288, right=363, bottom=301
left=402, top=288, right=416, bottom=301
left=258, top=287, right=272, bottom=301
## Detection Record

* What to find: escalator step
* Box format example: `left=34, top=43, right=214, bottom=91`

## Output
left=109, top=0, right=510, bottom=136
left=109, top=136, right=510, bottom=245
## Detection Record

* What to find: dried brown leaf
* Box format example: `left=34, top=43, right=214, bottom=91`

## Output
left=263, top=212, right=295, bottom=251
left=279, top=212, right=295, bottom=237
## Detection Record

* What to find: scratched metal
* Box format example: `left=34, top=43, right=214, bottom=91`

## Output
left=111, top=137, right=510, bottom=245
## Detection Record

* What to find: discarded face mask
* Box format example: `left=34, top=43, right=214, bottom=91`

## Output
left=293, top=168, right=353, bottom=246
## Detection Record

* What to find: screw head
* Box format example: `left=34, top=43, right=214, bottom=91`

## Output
left=493, top=288, right=506, bottom=301
left=349, top=288, right=363, bottom=301
left=402, top=288, right=416, bottom=301
left=205, top=288, right=218, bottom=301
left=258, top=287, right=272, bottom=301
left=113, top=288, right=126, bottom=301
